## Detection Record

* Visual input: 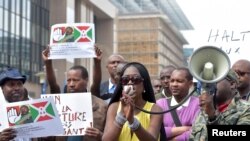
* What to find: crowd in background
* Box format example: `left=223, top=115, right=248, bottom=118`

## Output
left=0, top=45, right=250, bottom=141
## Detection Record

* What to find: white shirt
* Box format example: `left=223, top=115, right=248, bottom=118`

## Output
left=108, top=78, right=115, bottom=91
left=170, top=96, right=191, bottom=110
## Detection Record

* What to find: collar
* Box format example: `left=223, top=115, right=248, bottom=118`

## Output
left=162, top=89, right=166, bottom=96
left=170, top=96, right=191, bottom=110
left=217, top=100, right=231, bottom=112
left=162, top=89, right=171, bottom=98
left=108, top=78, right=115, bottom=90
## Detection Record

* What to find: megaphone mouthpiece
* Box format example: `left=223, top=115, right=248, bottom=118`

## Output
left=202, top=62, right=214, bottom=80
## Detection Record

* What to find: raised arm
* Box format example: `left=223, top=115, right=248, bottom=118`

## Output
left=42, top=46, right=61, bottom=93
left=90, top=45, right=102, bottom=97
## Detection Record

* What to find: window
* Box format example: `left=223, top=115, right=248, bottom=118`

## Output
left=0, top=8, right=3, bottom=29
left=11, top=0, right=15, bottom=13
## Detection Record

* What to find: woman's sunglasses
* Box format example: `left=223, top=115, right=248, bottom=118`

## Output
left=121, top=76, right=144, bottom=85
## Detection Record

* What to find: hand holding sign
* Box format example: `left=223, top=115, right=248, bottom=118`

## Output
left=7, top=108, right=21, bottom=124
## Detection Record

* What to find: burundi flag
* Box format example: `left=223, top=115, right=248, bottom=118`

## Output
left=29, top=101, right=56, bottom=122
left=74, top=25, right=93, bottom=42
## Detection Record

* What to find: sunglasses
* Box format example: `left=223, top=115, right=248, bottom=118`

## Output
left=236, top=71, right=250, bottom=76
left=121, top=76, right=144, bottom=85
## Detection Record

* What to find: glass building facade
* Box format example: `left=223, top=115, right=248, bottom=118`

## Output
left=0, top=0, right=49, bottom=83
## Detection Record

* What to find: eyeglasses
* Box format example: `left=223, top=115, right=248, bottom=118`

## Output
left=236, top=71, right=250, bottom=76
left=121, top=76, right=144, bottom=85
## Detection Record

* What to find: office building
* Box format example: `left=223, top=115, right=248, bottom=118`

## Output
left=111, top=0, right=192, bottom=78
left=0, top=0, right=50, bottom=97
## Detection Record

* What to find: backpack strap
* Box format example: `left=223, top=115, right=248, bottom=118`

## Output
left=167, top=98, right=182, bottom=127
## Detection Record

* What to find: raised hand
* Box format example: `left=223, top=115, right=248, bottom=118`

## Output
left=7, top=108, right=21, bottom=124
left=94, top=44, right=102, bottom=61
left=199, top=92, right=216, bottom=118
left=120, top=89, right=135, bottom=123
left=42, top=45, right=51, bottom=61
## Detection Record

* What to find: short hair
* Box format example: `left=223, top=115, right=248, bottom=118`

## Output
left=107, top=54, right=125, bottom=63
left=69, top=65, right=88, bottom=79
left=174, top=67, right=193, bottom=81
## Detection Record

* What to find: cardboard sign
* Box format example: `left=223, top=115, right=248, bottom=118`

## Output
left=42, top=93, right=93, bottom=136
left=49, top=23, right=96, bottom=59
left=0, top=98, right=63, bottom=139
left=185, top=27, right=250, bottom=65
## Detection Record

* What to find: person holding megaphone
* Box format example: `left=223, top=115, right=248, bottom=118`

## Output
left=189, top=69, right=250, bottom=140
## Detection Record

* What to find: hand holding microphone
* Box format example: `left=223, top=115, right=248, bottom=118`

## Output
left=120, top=85, right=135, bottom=122
left=120, top=85, right=135, bottom=105
left=123, top=85, right=134, bottom=96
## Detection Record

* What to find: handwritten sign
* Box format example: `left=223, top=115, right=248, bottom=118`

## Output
left=0, top=98, right=63, bottom=139
left=49, top=23, right=96, bottom=59
left=41, top=93, right=93, bottom=136
left=189, top=28, right=250, bottom=65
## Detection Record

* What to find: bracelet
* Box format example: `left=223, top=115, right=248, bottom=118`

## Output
left=129, top=118, right=140, bottom=131
left=115, top=112, right=127, bottom=126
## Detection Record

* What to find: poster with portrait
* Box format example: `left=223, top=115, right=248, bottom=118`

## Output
left=49, top=23, right=96, bottom=59
left=0, top=98, right=63, bottom=139
left=41, top=93, right=93, bottom=136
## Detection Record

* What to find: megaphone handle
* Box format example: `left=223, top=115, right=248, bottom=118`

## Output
left=200, top=83, right=217, bottom=110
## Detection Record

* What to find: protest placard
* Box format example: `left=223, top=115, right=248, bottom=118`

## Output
left=41, top=93, right=93, bottom=136
left=184, top=27, right=250, bottom=65
left=0, top=97, right=63, bottom=139
left=49, top=23, right=96, bottom=59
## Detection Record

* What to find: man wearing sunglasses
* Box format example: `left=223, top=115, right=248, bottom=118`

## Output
left=232, top=59, right=250, bottom=102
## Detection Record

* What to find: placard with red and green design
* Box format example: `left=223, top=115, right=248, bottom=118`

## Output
left=49, top=23, right=96, bottom=59
left=0, top=98, right=63, bottom=138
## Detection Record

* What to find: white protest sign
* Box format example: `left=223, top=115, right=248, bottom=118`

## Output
left=186, top=27, right=250, bottom=65
left=41, top=93, right=93, bottom=136
left=0, top=102, right=8, bottom=131
left=0, top=98, right=63, bottom=138
left=49, top=23, right=96, bottom=59
left=0, top=87, right=6, bottom=103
